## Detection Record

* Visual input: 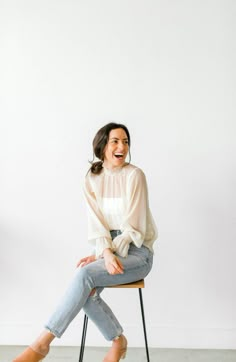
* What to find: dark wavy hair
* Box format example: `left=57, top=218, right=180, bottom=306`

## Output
left=89, top=122, right=131, bottom=174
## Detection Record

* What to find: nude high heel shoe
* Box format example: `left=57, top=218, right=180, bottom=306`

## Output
left=12, top=346, right=48, bottom=362
left=103, top=335, right=127, bottom=362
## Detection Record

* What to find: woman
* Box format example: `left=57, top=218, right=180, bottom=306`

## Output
left=13, top=122, right=158, bottom=362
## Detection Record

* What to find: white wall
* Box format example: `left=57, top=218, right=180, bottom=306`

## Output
left=0, top=0, right=235, bottom=349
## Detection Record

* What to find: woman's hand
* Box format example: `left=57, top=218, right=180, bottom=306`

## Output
left=76, top=255, right=96, bottom=268
left=103, top=248, right=124, bottom=275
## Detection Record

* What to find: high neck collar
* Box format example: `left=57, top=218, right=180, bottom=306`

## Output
left=103, top=163, right=128, bottom=175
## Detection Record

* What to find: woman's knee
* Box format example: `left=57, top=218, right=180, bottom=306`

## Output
left=75, top=265, right=94, bottom=287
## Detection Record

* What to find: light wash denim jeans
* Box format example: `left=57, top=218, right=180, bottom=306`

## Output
left=45, top=230, right=153, bottom=341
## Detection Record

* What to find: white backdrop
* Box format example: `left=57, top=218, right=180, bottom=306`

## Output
left=0, top=0, right=235, bottom=349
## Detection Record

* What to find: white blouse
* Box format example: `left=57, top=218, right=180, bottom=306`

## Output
left=83, top=163, right=158, bottom=258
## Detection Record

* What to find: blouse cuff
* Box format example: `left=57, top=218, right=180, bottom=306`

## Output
left=112, top=232, right=132, bottom=258
left=95, top=237, right=113, bottom=259
left=121, top=225, right=144, bottom=248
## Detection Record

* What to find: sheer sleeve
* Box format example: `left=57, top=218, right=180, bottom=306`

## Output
left=121, top=168, right=152, bottom=247
left=83, top=174, right=113, bottom=258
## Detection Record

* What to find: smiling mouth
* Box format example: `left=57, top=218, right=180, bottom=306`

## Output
left=114, top=153, right=124, bottom=159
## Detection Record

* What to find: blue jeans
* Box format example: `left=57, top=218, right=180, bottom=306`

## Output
left=45, top=231, right=153, bottom=341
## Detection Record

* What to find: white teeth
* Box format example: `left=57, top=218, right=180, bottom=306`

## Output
left=114, top=153, right=123, bottom=159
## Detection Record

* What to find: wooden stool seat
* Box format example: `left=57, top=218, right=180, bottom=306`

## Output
left=78, top=279, right=150, bottom=361
left=107, top=279, right=145, bottom=288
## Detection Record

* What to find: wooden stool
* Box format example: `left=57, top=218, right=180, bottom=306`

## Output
left=78, top=279, right=150, bottom=361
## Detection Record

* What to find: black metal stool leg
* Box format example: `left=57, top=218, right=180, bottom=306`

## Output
left=139, top=288, right=150, bottom=362
left=78, top=314, right=88, bottom=362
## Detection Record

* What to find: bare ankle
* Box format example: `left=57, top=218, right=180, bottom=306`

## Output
left=30, top=330, right=55, bottom=356
left=30, top=342, right=50, bottom=357
left=112, top=334, right=127, bottom=346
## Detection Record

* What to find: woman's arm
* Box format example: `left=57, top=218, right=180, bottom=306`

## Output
left=83, top=175, right=114, bottom=258
left=121, top=168, right=150, bottom=247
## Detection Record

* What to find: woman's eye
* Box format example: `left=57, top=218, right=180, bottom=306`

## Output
left=110, top=139, right=128, bottom=145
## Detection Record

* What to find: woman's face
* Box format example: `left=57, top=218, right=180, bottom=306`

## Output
left=103, top=128, right=129, bottom=169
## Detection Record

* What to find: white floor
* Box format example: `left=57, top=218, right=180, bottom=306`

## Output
left=1, top=346, right=236, bottom=362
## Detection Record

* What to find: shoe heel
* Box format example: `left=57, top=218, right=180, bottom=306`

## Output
left=121, top=350, right=127, bottom=359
